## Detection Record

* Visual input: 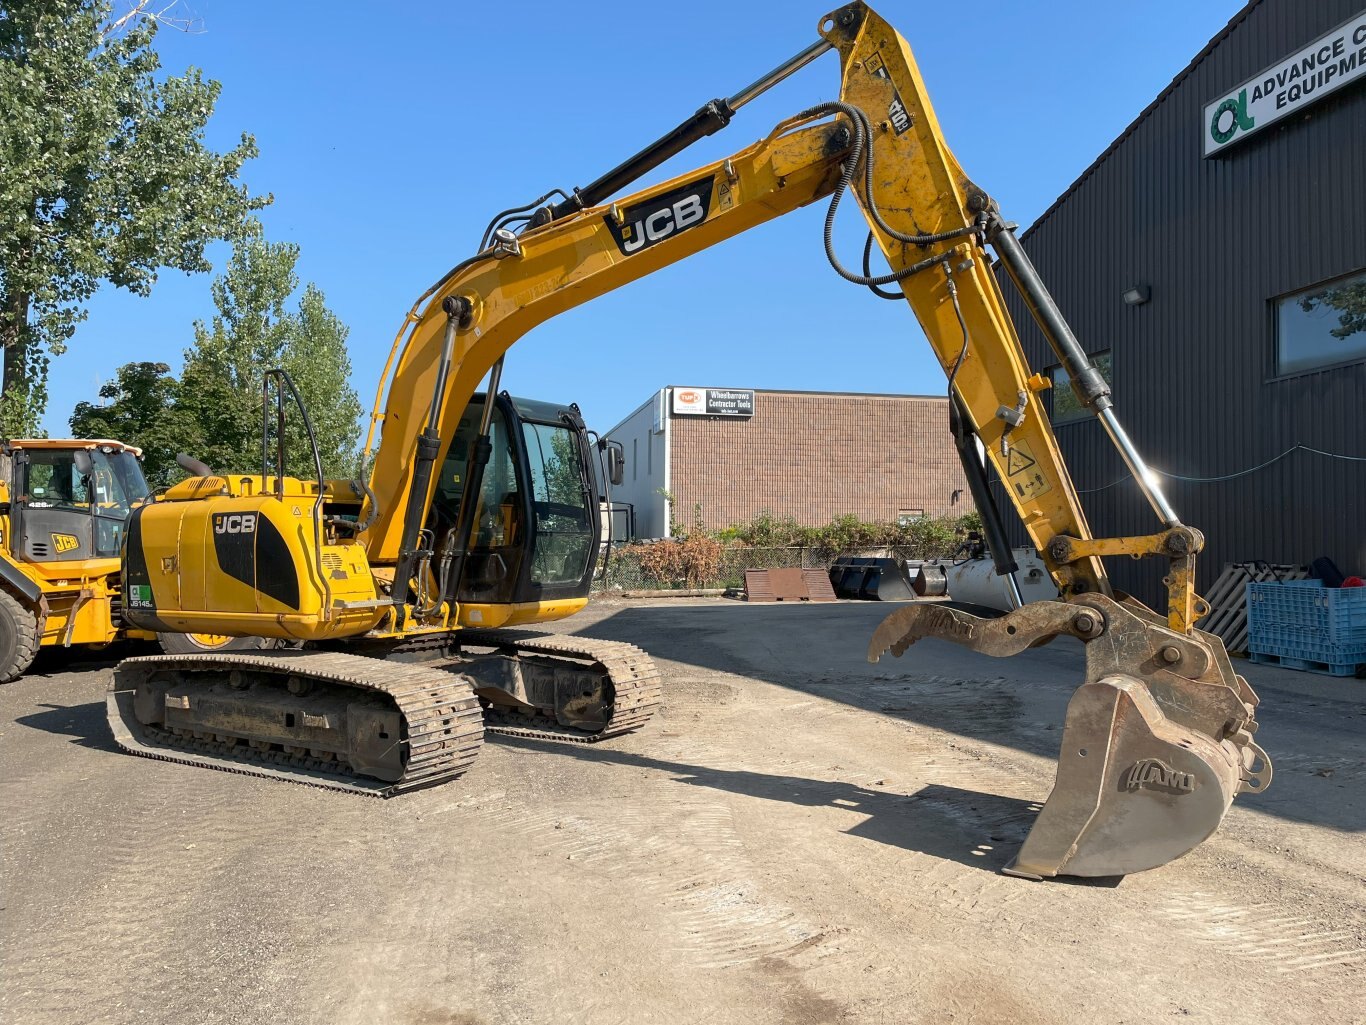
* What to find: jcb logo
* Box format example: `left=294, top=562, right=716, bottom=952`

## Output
left=213, top=513, right=258, bottom=535
left=605, top=176, right=714, bottom=256
left=886, top=94, right=912, bottom=134
left=51, top=533, right=80, bottom=553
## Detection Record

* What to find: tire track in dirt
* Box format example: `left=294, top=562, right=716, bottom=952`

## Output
left=474, top=794, right=838, bottom=972
left=3, top=758, right=339, bottom=1025
left=773, top=674, right=1366, bottom=1015
left=619, top=684, right=1068, bottom=959
left=1158, top=892, right=1366, bottom=980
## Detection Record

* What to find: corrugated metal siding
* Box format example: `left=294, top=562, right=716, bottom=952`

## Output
left=997, top=0, right=1366, bottom=607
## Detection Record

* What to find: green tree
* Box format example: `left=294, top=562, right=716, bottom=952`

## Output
left=0, top=0, right=267, bottom=436
left=280, top=283, right=363, bottom=478
left=68, top=359, right=185, bottom=484
left=543, top=429, right=584, bottom=506
left=1300, top=280, right=1366, bottom=341
left=176, top=226, right=362, bottom=478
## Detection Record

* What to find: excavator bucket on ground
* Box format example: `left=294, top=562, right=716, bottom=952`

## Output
left=869, top=595, right=1271, bottom=879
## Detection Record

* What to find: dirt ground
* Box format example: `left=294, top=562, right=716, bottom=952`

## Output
left=1, top=597, right=1363, bottom=1025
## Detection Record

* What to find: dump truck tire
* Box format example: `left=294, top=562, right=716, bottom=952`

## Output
left=0, top=589, right=40, bottom=684
left=157, top=632, right=278, bottom=656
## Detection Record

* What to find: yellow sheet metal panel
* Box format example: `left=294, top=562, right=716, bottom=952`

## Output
left=130, top=492, right=383, bottom=641
left=457, top=597, right=589, bottom=630
left=38, top=590, right=116, bottom=647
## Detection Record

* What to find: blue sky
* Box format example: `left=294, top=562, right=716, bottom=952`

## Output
left=53, top=0, right=1243, bottom=439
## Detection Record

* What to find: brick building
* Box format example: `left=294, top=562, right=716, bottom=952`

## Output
left=604, top=387, right=972, bottom=540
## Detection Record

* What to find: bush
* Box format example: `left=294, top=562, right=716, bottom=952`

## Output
left=599, top=510, right=982, bottom=591
left=724, top=510, right=809, bottom=547
left=722, top=509, right=979, bottom=558
left=631, top=533, right=724, bottom=588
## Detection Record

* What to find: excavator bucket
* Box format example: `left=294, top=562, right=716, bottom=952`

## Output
left=868, top=595, right=1270, bottom=879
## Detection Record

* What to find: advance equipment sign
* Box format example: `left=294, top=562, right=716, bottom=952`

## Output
left=671, top=387, right=754, bottom=418
left=1204, top=10, right=1366, bottom=156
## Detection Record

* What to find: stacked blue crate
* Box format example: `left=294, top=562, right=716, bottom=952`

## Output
left=1246, top=580, right=1366, bottom=677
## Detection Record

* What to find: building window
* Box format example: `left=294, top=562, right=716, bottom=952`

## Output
left=632, top=438, right=637, bottom=481
left=1275, top=270, right=1366, bottom=376
left=1048, top=350, right=1113, bottom=424
left=897, top=509, right=925, bottom=526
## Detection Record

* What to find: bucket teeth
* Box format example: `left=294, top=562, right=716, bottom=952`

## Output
left=869, top=595, right=1270, bottom=879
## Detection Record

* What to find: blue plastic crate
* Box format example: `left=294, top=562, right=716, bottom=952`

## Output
left=1246, top=580, right=1366, bottom=646
left=1246, top=627, right=1365, bottom=665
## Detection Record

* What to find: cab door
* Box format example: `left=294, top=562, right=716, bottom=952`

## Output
left=13, top=450, right=94, bottom=562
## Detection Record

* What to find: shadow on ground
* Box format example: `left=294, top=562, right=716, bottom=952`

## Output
left=27, top=639, right=151, bottom=679
left=14, top=690, right=1116, bottom=883
left=571, top=602, right=1366, bottom=833
left=494, top=734, right=1122, bottom=885
left=16, top=700, right=121, bottom=753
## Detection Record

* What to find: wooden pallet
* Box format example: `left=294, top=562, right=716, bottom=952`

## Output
left=743, top=568, right=837, bottom=603
left=1248, top=651, right=1363, bottom=678
left=1201, top=562, right=1308, bottom=655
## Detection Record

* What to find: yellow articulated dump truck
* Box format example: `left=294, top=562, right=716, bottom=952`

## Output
left=0, top=439, right=152, bottom=681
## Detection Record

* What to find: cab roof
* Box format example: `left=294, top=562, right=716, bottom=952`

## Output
left=5, top=438, right=144, bottom=457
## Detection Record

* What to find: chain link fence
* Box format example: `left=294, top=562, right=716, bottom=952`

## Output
left=593, top=544, right=932, bottom=592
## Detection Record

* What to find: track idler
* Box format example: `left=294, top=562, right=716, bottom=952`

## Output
left=868, top=595, right=1271, bottom=879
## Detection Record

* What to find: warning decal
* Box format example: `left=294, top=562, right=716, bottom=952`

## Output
left=1004, top=440, right=1052, bottom=502
left=1006, top=447, right=1035, bottom=477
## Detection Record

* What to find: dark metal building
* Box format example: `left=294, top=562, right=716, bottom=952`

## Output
left=999, top=0, right=1366, bottom=606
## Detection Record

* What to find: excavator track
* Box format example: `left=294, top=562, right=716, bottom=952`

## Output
left=459, top=630, right=662, bottom=742
left=107, top=650, right=484, bottom=796
left=377, top=628, right=658, bottom=742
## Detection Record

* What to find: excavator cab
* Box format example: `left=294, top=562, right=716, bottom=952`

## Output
left=433, top=393, right=602, bottom=609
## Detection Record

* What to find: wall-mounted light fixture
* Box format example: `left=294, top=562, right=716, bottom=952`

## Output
left=1122, top=284, right=1151, bottom=306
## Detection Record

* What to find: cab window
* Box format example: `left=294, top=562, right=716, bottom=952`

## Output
left=521, top=421, right=593, bottom=586
left=22, top=452, right=86, bottom=507
left=438, top=403, right=520, bottom=548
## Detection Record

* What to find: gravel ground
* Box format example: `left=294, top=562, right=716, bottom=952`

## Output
left=2, top=598, right=1362, bottom=1025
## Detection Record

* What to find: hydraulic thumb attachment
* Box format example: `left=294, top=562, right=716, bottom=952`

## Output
left=869, top=596, right=1270, bottom=879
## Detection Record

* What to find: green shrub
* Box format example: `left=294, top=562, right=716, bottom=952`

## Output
left=723, top=509, right=978, bottom=559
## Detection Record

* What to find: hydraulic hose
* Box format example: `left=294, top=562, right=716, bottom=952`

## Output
left=791, top=101, right=975, bottom=288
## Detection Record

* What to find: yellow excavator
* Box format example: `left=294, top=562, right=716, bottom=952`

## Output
left=107, top=2, right=1271, bottom=879
left=0, top=438, right=151, bottom=682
